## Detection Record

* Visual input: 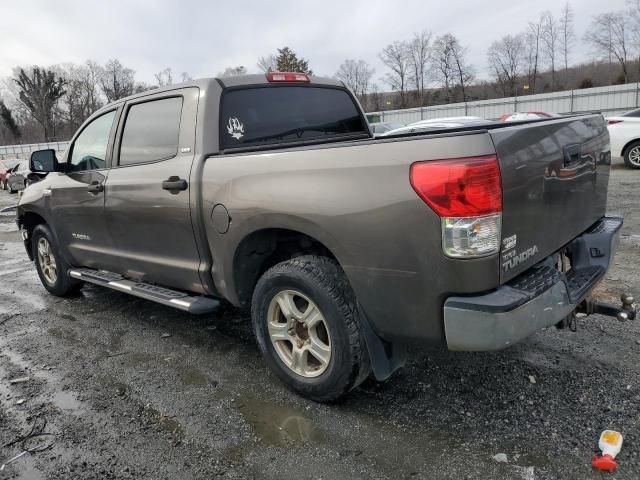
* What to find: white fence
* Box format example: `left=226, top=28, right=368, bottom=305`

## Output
left=369, top=83, right=640, bottom=124
left=0, top=141, right=69, bottom=161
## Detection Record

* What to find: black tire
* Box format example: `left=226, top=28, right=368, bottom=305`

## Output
left=252, top=256, right=370, bottom=402
left=623, top=141, right=640, bottom=169
left=32, top=224, right=83, bottom=296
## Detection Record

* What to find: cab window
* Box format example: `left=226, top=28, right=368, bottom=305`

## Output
left=69, top=110, right=117, bottom=172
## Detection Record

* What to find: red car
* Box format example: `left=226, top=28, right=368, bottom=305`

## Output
left=0, top=159, right=20, bottom=190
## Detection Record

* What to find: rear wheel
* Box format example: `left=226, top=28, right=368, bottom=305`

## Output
left=252, top=256, right=370, bottom=402
left=32, top=224, right=83, bottom=296
left=623, top=141, right=640, bottom=169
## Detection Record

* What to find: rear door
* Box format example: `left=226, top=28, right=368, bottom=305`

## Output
left=491, top=115, right=610, bottom=282
left=103, top=88, right=203, bottom=293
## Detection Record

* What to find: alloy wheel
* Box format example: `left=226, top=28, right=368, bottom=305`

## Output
left=267, top=289, right=332, bottom=378
left=37, top=237, right=57, bottom=285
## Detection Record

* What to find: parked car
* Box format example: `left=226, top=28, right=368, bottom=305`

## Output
left=368, top=121, right=405, bottom=135
left=380, top=116, right=490, bottom=136
left=0, top=158, right=20, bottom=190
left=606, top=108, right=640, bottom=169
left=499, top=111, right=556, bottom=122
left=17, top=73, right=624, bottom=401
left=6, top=160, right=45, bottom=193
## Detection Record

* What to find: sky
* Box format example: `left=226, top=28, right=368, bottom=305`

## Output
left=0, top=0, right=631, bottom=86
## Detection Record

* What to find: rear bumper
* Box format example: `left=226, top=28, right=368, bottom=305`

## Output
left=444, top=216, right=623, bottom=351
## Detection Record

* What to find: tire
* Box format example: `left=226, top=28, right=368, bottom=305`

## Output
left=9, top=182, right=16, bottom=193
left=252, top=256, right=370, bottom=402
left=32, top=224, right=83, bottom=296
left=623, top=141, right=640, bottom=169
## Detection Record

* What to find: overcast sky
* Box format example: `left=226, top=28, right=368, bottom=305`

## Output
left=0, top=0, right=630, bottom=86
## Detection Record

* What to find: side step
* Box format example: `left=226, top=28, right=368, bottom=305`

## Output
left=69, top=268, right=220, bottom=315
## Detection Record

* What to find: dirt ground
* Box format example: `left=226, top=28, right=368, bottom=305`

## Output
left=0, top=163, right=639, bottom=480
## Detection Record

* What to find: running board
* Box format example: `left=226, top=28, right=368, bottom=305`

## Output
left=68, top=268, right=220, bottom=315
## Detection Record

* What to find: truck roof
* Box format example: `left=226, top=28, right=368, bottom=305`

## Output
left=103, top=74, right=345, bottom=108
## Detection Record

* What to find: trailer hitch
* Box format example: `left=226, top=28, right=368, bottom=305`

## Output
left=577, top=294, right=637, bottom=322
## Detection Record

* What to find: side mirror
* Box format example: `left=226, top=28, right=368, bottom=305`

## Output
left=30, top=149, right=59, bottom=173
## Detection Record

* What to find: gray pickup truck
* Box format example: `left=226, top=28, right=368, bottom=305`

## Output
left=17, top=73, right=631, bottom=401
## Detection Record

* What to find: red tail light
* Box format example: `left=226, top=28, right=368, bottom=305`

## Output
left=266, top=72, right=310, bottom=83
left=410, top=155, right=502, bottom=217
left=607, top=119, right=623, bottom=125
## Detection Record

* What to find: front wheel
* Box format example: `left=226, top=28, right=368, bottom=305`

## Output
left=32, top=224, right=83, bottom=296
left=623, top=141, right=640, bottom=169
left=252, top=256, right=370, bottom=402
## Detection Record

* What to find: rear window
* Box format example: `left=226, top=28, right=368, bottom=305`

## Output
left=219, top=86, right=367, bottom=149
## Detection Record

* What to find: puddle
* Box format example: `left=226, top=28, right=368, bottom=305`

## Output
left=51, top=390, right=84, bottom=413
left=176, top=365, right=209, bottom=386
left=236, top=397, right=326, bottom=446
left=48, top=327, right=79, bottom=343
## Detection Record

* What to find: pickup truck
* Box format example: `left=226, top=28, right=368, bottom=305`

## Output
left=17, top=73, right=629, bottom=401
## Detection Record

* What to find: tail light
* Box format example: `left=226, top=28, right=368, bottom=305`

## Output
left=266, top=72, right=310, bottom=83
left=410, top=155, right=502, bottom=258
left=607, top=119, right=623, bottom=125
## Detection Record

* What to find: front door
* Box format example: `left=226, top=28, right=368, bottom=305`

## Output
left=103, top=88, right=203, bottom=293
left=49, top=108, right=120, bottom=271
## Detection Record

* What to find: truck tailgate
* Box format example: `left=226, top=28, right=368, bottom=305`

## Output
left=490, top=115, right=610, bottom=283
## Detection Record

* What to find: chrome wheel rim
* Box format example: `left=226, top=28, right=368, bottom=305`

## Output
left=629, top=146, right=640, bottom=166
left=37, top=238, right=57, bottom=285
left=267, top=289, right=332, bottom=378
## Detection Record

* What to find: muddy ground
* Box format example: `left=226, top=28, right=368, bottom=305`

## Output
left=0, top=164, right=639, bottom=480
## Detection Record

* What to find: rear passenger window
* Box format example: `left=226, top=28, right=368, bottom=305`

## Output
left=119, top=97, right=183, bottom=166
left=219, top=86, right=367, bottom=149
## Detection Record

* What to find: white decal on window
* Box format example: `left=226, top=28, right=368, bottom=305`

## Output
left=227, top=117, right=244, bottom=140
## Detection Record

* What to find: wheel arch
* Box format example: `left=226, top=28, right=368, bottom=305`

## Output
left=231, top=227, right=343, bottom=307
left=621, top=138, right=640, bottom=158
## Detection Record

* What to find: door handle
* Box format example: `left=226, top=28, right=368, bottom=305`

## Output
left=162, top=176, right=188, bottom=192
left=87, top=181, right=104, bottom=193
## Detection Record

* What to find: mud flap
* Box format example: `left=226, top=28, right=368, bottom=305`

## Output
left=358, top=304, right=407, bottom=381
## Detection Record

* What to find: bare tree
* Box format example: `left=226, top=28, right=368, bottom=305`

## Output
left=627, top=0, right=640, bottom=71
left=541, top=11, right=560, bottom=90
left=408, top=31, right=432, bottom=107
left=155, top=67, right=173, bottom=86
left=559, top=2, right=575, bottom=73
left=335, top=59, right=374, bottom=107
left=379, top=41, right=409, bottom=108
left=180, top=72, right=193, bottom=82
left=57, top=61, right=103, bottom=130
left=100, top=59, right=136, bottom=102
left=257, top=55, right=276, bottom=72
left=13, top=67, right=66, bottom=141
left=488, top=34, right=526, bottom=97
left=585, top=12, right=630, bottom=83
left=218, top=66, right=247, bottom=77
left=431, top=34, right=471, bottom=103
left=524, top=17, right=543, bottom=93
left=450, top=37, right=474, bottom=102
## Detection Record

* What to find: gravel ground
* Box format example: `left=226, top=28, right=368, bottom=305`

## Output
left=0, top=164, right=639, bottom=480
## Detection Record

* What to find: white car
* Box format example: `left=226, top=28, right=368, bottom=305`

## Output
left=380, top=116, right=489, bottom=136
left=606, top=108, right=640, bottom=169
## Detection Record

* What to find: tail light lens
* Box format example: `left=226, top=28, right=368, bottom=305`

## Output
left=410, top=155, right=503, bottom=258
left=607, top=119, right=623, bottom=125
